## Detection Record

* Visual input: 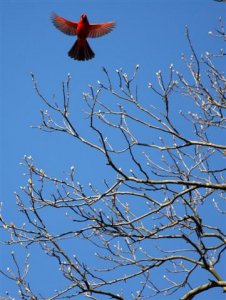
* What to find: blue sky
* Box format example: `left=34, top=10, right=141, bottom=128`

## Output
left=0, top=0, right=225, bottom=299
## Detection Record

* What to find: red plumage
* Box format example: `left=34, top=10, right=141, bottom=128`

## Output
left=51, top=13, right=116, bottom=61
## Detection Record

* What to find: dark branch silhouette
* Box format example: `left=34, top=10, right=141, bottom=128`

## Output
left=0, top=19, right=225, bottom=300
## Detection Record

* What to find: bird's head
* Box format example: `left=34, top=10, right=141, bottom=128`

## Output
left=81, top=13, right=88, bottom=23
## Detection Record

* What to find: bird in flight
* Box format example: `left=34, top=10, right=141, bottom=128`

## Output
left=51, top=13, right=116, bottom=61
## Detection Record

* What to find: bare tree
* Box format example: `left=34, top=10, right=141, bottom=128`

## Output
left=0, top=19, right=226, bottom=300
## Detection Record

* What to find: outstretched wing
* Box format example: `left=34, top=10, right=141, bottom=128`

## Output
left=51, top=13, right=78, bottom=35
left=88, top=22, right=116, bottom=38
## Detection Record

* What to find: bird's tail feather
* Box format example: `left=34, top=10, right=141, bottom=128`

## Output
left=68, top=39, right=95, bottom=61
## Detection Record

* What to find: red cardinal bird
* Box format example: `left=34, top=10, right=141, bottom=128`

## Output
left=51, top=13, right=116, bottom=61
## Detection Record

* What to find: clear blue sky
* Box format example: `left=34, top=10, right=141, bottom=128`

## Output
left=0, top=0, right=225, bottom=299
